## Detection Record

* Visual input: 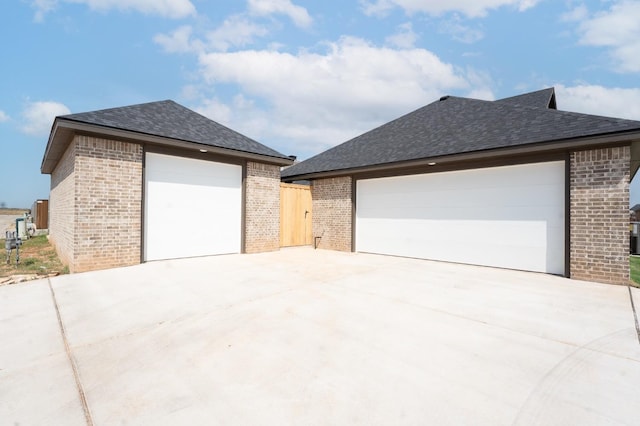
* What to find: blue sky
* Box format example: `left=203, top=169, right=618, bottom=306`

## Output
left=1, top=0, right=640, bottom=208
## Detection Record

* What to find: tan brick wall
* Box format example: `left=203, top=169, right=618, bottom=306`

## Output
left=70, top=135, right=143, bottom=272
left=49, top=141, right=76, bottom=268
left=311, top=176, right=352, bottom=251
left=245, top=162, right=281, bottom=253
left=570, top=146, right=630, bottom=285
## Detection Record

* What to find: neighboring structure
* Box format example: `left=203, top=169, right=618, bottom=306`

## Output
left=30, top=199, right=49, bottom=230
left=282, top=88, right=640, bottom=285
left=41, top=100, right=293, bottom=273
left=630, top=204, right=640, bottom=222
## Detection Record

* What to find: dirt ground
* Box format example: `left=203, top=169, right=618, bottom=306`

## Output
left=0, top=235, right=66, bottom=284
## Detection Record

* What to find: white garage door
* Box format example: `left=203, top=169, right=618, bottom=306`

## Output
left=144, top=152, right=242, bottom=261
left=356, top=161, right=565, bottom=274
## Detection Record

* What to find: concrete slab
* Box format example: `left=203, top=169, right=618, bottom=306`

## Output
left=3, top=248, right=640, bottom=425
left=0, top=280, right=86, bottom=425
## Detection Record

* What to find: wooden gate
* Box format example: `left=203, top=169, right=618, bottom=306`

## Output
left=280, top=183, right=312, bottom=247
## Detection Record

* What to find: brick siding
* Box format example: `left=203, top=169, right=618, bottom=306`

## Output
left=311, top=177, right=352, bottom=251
left=570, top=146, right=630, bottom=285
left=49, top=141, right=76, bottom=267
left=49, top=135, right=143, bottom=273
left=245, top=162, right=281, bottom=253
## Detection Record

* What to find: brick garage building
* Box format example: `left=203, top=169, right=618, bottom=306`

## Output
left=41, top=100, right=293, bottom=273
left=282, top=88, right=640, bottom=285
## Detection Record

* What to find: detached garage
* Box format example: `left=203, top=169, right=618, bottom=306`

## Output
left=41, top=100, right=293, bottom=273
left=282, top=88, right=640, bottom=285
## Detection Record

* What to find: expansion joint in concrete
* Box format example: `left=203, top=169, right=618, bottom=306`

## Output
left=629, top=286, right=640, bottom=345
left=48, top=279, right=94, bottom=426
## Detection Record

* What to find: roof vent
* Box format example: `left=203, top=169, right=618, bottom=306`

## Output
left=439, top=95, right=450, bottom=101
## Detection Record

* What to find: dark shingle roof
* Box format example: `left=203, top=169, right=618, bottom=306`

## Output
left=282, top=88, right=640, bottom=179
left=60, top=100, right=288, bottom=159
left=631, top=204, right=640, bottom=212
left=494, top=87, right=556, bottom=109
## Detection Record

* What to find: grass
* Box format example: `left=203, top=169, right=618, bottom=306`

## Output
left=630, top=256, right=640, bottom=288
left=0, top=235, right=67, bottom=279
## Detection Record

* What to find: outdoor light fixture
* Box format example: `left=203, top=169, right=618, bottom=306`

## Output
left=199, top=149, right=207, bottom=153
left=428, top=162, right=436, bottom=166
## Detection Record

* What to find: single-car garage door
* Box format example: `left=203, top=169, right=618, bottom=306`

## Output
left=144, top=152, right=242, bottom=261
left=356, top=161, right=565, bottom=274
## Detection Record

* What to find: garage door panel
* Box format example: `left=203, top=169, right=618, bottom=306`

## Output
left=146, top=153, right=239, bottom=187
left=145, top=153, right=242, bottom=261
left=356, top=162, right=565, bottom=274
left=358, top=186, right=563, bottom=219
left=363, top=166, right=562, bottom=196
left=358, top=202, right=564, bottom=223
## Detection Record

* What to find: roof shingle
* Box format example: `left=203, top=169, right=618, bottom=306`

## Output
left=282, top=88, right=640, bottom=179
left=60, top=100, right=288, bottom=159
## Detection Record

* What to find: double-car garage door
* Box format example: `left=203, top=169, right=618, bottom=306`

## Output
left=356, top=161, right=565, bottom=275
left=144, top=152, right=242, bottom=261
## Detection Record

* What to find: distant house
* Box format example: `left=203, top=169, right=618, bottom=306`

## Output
left=41, top=100, right=293, bottom=273
left=282, top=88, right=640, bottom=285
left=630, top=204, right=640, bottom=222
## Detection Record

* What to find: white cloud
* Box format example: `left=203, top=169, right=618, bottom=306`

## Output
left=155, top=17, right=270, bottom=54
left=154, top=25, right=203, bottom=53
left=31, top=0, right=196, bottom=21
left=194, top=36, right=490, bottom=155
left=385, top=22, right=418, bottom=48
left=195, top=97, right=233, bottom=125
left=0, top=110, right=9, bottom=122
left=560, top=4, right=588, bottom=22
left=21, top=101, right=71, bottom=136
left=207, top=15, right=269, bottom=51
left=31, top=0, right=57, bottom=22
left=555, top=84, right=640, bottom=121
left=439, top=14, right=484, bottom=43
left=575, top=1, right=640, bottom=73
left=248, top=0, right=312, bottom=28
left=360, top=0, right=540, bottom=18
left=467, top=88, right=494, bottom=100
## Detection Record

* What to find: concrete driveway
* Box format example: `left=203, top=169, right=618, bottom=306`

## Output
left=1, top=248, right=639, bottom=425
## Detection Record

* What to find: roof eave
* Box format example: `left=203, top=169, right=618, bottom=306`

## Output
left=41, top=120, right=293, bottom=174
left=282, top=130, right=640, bottom=181
left=41, top=119, right=73, bottom=174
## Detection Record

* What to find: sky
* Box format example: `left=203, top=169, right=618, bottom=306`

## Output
left=1, top=0, right=640, bottom=208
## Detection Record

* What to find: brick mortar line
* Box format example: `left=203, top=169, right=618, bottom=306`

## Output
left=47, top=278, right=94, bottom=426
left=629, top=286, right=640, bottom=345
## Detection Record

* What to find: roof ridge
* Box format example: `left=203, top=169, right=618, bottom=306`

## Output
left=495, top=87, right=556, bottom=109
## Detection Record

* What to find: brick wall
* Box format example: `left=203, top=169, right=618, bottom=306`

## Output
left=245, top=161, right=281, bottom=253
left=71, top=136, right=143, bottom=272
left=49, top=141, right=76, bottom=268
left=311, top=176, right=352, bottom=251
left=570, top=146, right=630, bottom=285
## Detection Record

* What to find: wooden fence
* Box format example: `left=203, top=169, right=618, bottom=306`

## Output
left=280, top=183, right=312, bottom=247
left=31, top=199, right=49, bottom=229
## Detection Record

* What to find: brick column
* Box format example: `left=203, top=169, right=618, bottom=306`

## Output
left=245, top=162, right=281, bottom=253
left=570, top=146, right=630, bottom=284
left=73, top=136, right=143, bottom=272
left=311, top=176, right=353, bottom=251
